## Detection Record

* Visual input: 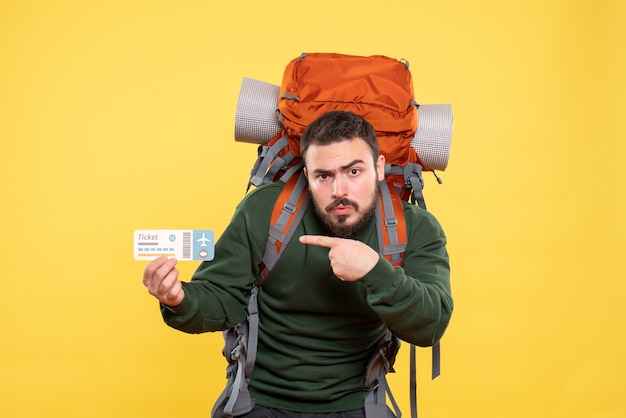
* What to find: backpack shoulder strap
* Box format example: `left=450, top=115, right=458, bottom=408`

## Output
left=374, top=181, right=441, bottom=418
left=212, top=288, right=258, bottom=418
left=213, top=173, right=310, bottom=418
left=256, top=170, right=310, bottom=286
left=376, top=180, right=408, bottom=266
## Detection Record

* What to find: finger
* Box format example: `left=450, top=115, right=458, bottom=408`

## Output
left=164, top=279, right=184, bottom=306
left=144, top=257, right=178, bottom=292
left=155, top=267, right=180, bottom=299
left=299, top=235, right=339, bottom=248
left=148, top=264, right=179, bottom=300
left=142, top=256, right=169, bottom=286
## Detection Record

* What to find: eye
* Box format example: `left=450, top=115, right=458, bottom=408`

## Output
left=349, top=168, right=361, bottom=176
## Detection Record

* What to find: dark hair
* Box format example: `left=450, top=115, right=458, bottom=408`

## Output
left=300, top=111, right=379, bottom=163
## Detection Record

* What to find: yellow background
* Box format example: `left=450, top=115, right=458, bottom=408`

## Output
left=1, top=0, right=625, bottom=417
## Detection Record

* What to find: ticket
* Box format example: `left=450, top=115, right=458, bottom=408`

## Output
left=133, top=230, right=214, bottom=261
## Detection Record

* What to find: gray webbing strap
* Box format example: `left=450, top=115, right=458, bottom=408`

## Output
left=383, top=375, right=402, bottom=418
left=384, top=163, right=426, bottom=210
left=217, top=288, right=260, bottom=418
left=281, top=93, right=300, bottom=101
left=432, top=341, right=441, bottom=379
left=244, top=286, right=259, bottom=378
left=263, top=172, right=310, bottom=271
left=403, top=163, right=426, bottom=209
left=250, top=134, right=290, bottom=187
left=221, top=320, right=254, bottom=418
left=211, top=363, right=234, bottom=418
left=247, top=146, right=265, bottom=192
left=410, top=345, right=417, bottom=418
left=278, top=160, right=304, bottom=183
left=263, top=152, right=293, bottom=185
left=223, top=352, right=251, bottom=417
left=376, top=181, right=405, bottom=265
left=408, top=342, right=439, bottom=418
left=364, top=371, right=402, bottom=418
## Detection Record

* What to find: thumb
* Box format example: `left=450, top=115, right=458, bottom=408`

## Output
left=299, top=235, right=339, bottom=249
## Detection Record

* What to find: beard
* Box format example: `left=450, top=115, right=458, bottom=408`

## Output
left=312, top=189, right=378, bottom=238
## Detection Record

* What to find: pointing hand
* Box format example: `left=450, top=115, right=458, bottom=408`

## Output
left=299, top=235, right=379, bottom=282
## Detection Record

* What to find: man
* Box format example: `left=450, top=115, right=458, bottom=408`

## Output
left=142, top=111, right=453, bottom=417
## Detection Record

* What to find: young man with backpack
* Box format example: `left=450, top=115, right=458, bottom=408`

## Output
left=142, top=110, right=453, bottom=418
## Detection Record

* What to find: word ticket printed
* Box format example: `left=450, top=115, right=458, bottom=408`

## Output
left=133, top=230, right=214, bottom=261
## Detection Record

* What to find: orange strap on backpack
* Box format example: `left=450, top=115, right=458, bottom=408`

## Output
left=256, top=171, right=310, bottom=286
left=377, top=180, right=408, bottom=266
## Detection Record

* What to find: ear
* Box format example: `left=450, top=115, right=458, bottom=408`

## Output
left=303, top=166, right=309, bottom=179
left=375, top=155, right=385, bottom=181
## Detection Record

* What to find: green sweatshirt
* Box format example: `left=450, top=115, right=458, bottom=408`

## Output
left=161, top=182, right=452, bottom=413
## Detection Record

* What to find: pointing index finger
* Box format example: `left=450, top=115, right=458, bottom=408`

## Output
left=299, top=235, right=338, bottom=248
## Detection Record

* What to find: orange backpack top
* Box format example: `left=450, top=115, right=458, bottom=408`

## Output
left=279, top=53, right=420, bottom=167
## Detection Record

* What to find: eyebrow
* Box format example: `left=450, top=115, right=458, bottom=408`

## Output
left=310, top=159, right=366, bottom=175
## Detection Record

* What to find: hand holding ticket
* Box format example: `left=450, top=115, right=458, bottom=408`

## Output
left=133, top=230, right=215, bottom=261
left=142, top=256, right=185, bottom=307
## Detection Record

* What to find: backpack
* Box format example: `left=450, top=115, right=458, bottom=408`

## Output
left=213, top=52, right=453, bottom=418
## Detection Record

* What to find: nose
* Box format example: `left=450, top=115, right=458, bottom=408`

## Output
left=331, top=176, right=347, bottom=199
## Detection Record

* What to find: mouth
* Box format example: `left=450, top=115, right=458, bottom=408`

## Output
left=326, top=198, right=357, bottom=216
left=332, top=205, right=353, bottom=216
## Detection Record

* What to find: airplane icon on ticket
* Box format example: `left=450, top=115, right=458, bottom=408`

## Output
left=197, top=232, right=212, bottom=247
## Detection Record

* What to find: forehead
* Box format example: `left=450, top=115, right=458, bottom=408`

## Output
left=304, top=137, right=374, bottom=168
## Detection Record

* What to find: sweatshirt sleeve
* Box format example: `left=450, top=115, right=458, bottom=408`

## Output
left=159, top=185, right=278, bottom=334
left=359, top=205, right=453, bottom=347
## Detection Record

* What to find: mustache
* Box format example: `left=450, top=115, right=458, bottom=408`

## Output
left=325, top=198, right=359, bottom=213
